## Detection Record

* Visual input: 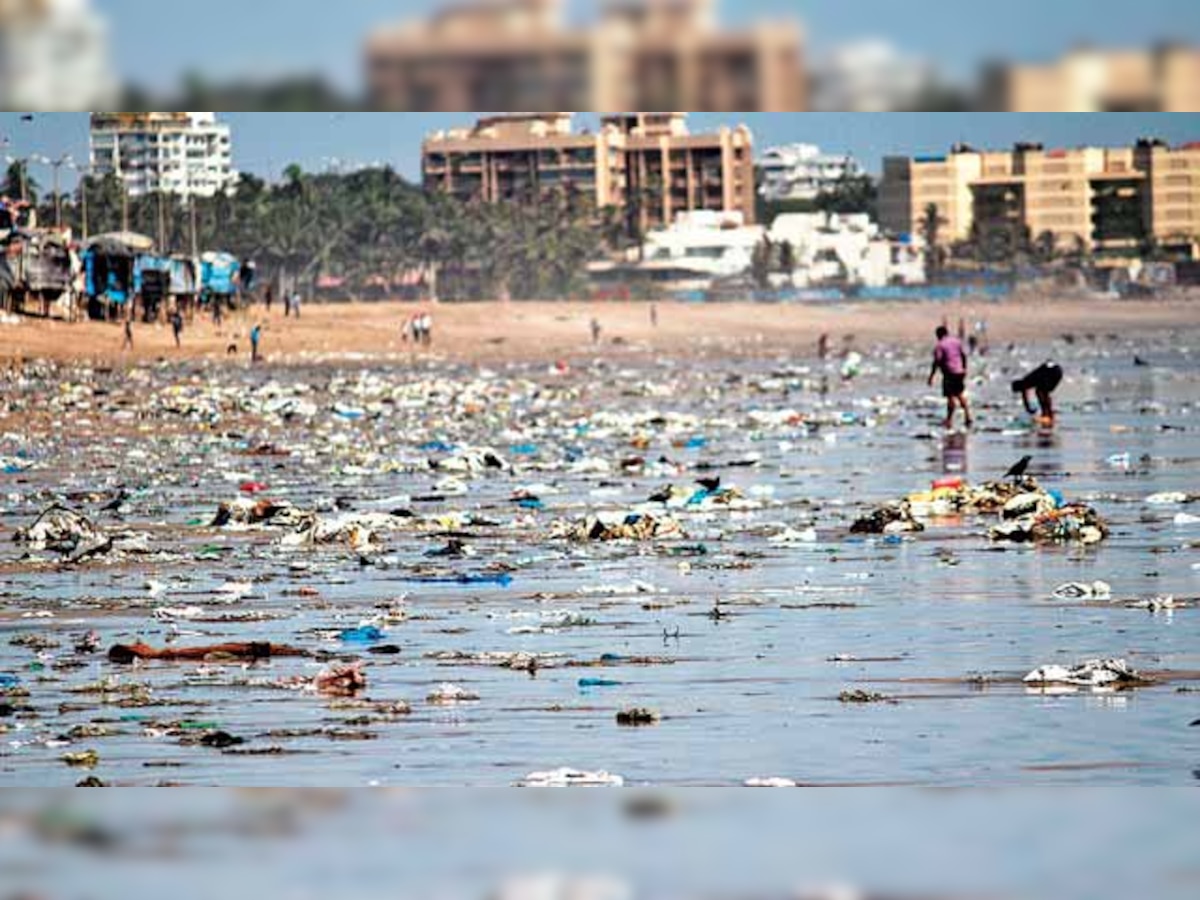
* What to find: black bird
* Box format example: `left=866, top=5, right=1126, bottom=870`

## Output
left=1004, top=455, right=1033, bottom=481
left=1134, top=355, right=1150, bottom=367
left=695, top=477, right=722, bottom=493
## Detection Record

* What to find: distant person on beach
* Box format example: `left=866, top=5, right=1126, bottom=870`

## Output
left=591, top=318, right=602, bottom=345
left=264, top=284, right=274, bottom=314
left=122, top=319, right=133, bottom=351
left=929, top=325, right=973, bottom=429
left=420, top=312, right=433, bottom=347
left=650, top=304, right=658, bottom=328
left=170, top=309, right=184, bottom=348
left=1013, top=362, right=1063, bottom=426
left=250, top=323, right=262, bottom=363
left=818, top=333, right=830, bottom=360
left=290, top=292, right=301, bottom=319
left=212, top=298, right=223, bottom=326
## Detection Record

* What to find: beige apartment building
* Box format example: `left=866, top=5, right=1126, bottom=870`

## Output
left=984, top=45, right=1200, bottom=112
left=423, top=112, right=757, bottom=232
left=366, top=0, right=805, bottom=112
left=880, top=140, right=1200, bottom=262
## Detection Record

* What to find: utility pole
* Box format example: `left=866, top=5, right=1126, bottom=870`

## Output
left=189, top=197, right=198, bottom=259
left=121, top=177, right=129, bottom=233
left=157, top=190, right=166, bottom=252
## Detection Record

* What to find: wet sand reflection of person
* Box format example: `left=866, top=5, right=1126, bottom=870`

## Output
left=941, top=430, right=968, bottom=476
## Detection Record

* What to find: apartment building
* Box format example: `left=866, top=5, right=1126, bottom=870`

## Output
left=880, top=140, right=1200, bottom=261
left=984, top=45, right=1200, bottom=112
left=89, top=113, right=238, bottom=200
left=0, top=0, right=117, bottom=110
left=366, top=0, right=805, bottom=112
left=758, top=143, right=866, bottom=203
left=423, top=112, right=756, bottom=232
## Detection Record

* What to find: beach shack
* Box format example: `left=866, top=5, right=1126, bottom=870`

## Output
left=84, top=232, right=153, bottom=320
left=1, top=229, right=78, bottom=318
left=200, top=251, right=241, bottom=313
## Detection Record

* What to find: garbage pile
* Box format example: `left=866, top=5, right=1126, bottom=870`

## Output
left=550, top=512, right=686, bottom=542
left=851, top=477, right=1109, bottom=545
left=1023, top=658, right=1149, bottom=688
left=13, top=504, right=152, bottom=562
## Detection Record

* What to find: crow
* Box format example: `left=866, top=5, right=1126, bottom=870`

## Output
left=1004, top=455, right=1032, bottom=481
left=695, top=477, right=721, bottom=493
left=1133, top=355, right=1150, bottom=367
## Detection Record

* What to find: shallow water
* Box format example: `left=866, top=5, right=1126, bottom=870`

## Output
left=1, top=331, right=1198, bottom=786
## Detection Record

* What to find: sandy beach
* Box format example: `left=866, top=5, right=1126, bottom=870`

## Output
left=3, top=294, right=1198, bottom=365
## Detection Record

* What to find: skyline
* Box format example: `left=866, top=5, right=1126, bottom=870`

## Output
left=1, top=112, right=1198, bottom=192
left=97, top=0, right=1200, bottom=92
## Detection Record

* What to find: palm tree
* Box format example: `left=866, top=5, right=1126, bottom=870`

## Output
left=920, top=203, right=946, bottom=282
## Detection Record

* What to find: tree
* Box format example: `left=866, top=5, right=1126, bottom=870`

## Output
left=814, top=173, right=878, bottom=218
left=2, top=161, right=37, bottom=204
left=920, top=203, right=946, bottom=282
left=751, top=236, right=774, bottom=289
left=778, top=240, right=796, bottom=274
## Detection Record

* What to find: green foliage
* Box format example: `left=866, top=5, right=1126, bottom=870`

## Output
left=51, top=167, right=607, bottom=300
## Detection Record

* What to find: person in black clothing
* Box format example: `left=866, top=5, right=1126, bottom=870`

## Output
left=171, top=309, right=184, bottom=348
left=1012, top=362, right=1063, bottom=425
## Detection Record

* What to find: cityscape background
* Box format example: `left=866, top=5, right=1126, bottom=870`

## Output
left=3, top=111, right=1198, bottom=189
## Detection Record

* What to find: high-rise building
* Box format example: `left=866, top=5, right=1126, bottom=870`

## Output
left=422, top=112, right=756, bottom=232
left=0, top=0, right=117, bottom=110
left=983, top=45, right=1200, bottom=112
left=879, top=140, right=1200, bottom=262
left=89, top=113, right=239, bottom=200
left=367, top=0, right=805, bottom=112
left=758, top=144, right=865, bottom=203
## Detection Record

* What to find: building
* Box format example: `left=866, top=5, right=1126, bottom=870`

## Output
left=423, top=111, right=757, bottom=232
left=984, top=46, right=1200, bottom=113
left=0, top=0, right=116, bottom=110
left=811, top=39, right=938, bottom=113
left=770, top=212, right=925, bottom=288
left=880, top=139, right=1200, bottom=262
left=758, top=144, right=865, bottom=203
left=366, top=0, right=805, bottom=112
left=89, top=113, right=238, bottom=201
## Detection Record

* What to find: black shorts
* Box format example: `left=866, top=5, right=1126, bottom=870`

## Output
left=943, top=373, right=966, bottom=398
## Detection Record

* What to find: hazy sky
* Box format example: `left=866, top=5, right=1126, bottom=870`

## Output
left=95, top=0, right=1200, bottom=90
left=3, top=113, right=1198, bottom=188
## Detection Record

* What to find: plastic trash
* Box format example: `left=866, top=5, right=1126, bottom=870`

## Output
left=1051, top=581, right=1112, bottom=601
left=517, top=768, right=624, bottom=787
left=1023, top=658, right=1148, bottom=688
left=579, top=678, right=623, bottom=688
left=338, top=626, right=385, bottom=644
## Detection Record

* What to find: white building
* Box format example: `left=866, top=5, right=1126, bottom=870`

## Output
left=89, top=113, right=239, bottom=200
left=758, top=144, right=865, bottom=203
left=0, top=0, right=117, bottom=110
left=769, top=212, right=925, bottom=288
left=607, top=209, right=924, bottom=292
left=640, top=210, right=766, bottom=285
left=812, top=39, right=937, bottom=112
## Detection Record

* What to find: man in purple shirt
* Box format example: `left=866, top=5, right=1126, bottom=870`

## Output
left=929, top=325, right=973, bottom=429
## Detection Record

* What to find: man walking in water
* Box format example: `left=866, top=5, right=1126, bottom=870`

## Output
left=1012, top=361, right=1063, bottom=426
left=929, top=325, right=973, bottom=429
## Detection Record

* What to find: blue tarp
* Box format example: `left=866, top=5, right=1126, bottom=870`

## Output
left=201, top=253, right=240, bottom=296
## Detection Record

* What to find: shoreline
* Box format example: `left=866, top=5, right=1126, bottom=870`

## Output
left=2, top=295, right=1197, bottom=367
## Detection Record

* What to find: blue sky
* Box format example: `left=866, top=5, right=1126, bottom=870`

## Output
left=96, top=0, right=1200, bottom=90
left=3, top=113, right=1198, bottom=189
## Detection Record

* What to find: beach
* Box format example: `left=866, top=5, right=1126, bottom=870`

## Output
left=1, top=295, right=1199, bottom=788
left=3, top=294, right=1198, bottom=365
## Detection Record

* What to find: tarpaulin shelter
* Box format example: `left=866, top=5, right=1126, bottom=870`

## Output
left=84, top=233, right=151, bottom=319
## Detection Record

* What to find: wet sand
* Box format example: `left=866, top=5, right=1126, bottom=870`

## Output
left=1, top=300, right=1199, bottom=787
left=3, top=294, right=1198, bottom=365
